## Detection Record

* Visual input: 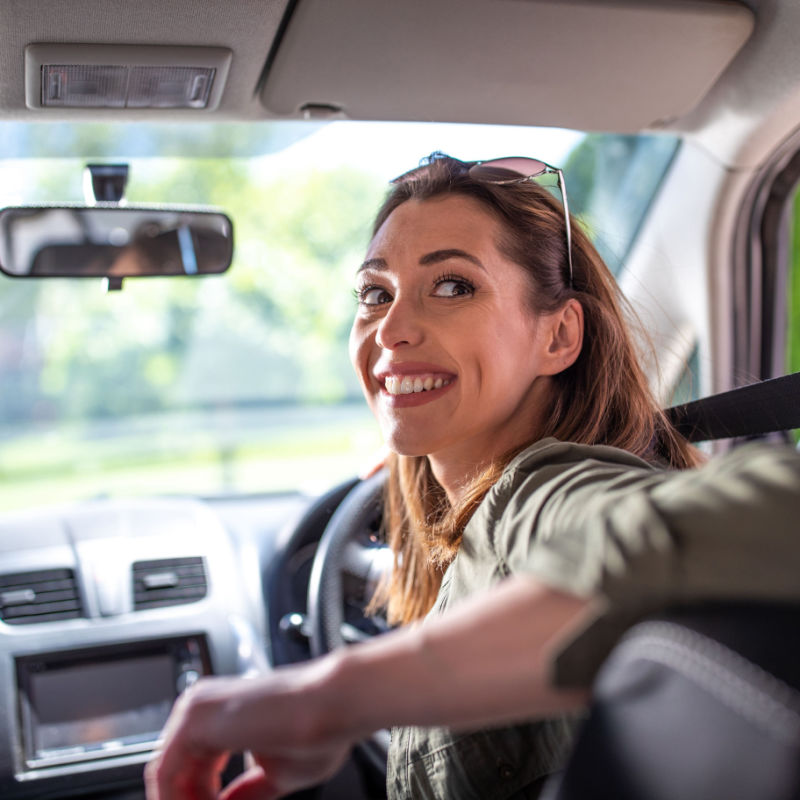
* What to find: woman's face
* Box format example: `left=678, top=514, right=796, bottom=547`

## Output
left=349, top=194, right=560, bottom=479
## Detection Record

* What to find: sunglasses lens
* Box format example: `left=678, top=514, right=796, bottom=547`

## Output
left=394, top=157, right=549, bottom=184
left=470, top=157, right=547, bottom=183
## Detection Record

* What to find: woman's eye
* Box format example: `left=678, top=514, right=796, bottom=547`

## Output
left=357, top=286, right=392, bottom=306
left=432, top=278, right=475, bottom=298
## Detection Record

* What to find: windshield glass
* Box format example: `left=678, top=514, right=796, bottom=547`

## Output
left=0, top=121, right=677, bottom=509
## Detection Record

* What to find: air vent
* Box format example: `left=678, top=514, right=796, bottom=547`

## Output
left=0, top=568, right=83, bottom=625
left=133, top=557, right=207, bottom=611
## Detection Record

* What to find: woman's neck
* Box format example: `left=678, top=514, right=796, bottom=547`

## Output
left=426, top=382, right=553, bottom=505
left=428, top=455, right=483, bottom=506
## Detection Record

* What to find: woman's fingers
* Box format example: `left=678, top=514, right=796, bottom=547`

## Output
left=144, top=747, right=230, bottom=800
left=144, top=681, right=235, bottom=800
left=147, top=741, right=351, bottom=800
left=218, top=766, right=278, bottom=800
left=145, top=669, right=357, bottom=800
left=219, top=744, right=352, bottom=800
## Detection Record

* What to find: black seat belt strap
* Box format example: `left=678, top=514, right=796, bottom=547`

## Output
left=666, top=371, right=800, bottom=442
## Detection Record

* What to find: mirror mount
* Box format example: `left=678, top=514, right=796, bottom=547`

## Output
left=84, top=164, right=129, bottom=205
left=87, top=164, right=129, bottom=290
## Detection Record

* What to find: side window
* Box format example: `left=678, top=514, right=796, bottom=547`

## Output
left=564, top=134, right=679, bottom=275
left=564, top=133, right=697, bottom=408
left=789, top=190, right=800, bottom=375
left=669, top=344, right=701, bottom=406
left=788, top=189, right=800, bottom=440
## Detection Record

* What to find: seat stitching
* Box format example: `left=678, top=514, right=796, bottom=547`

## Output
left=611, top=621, right=800, bottom=746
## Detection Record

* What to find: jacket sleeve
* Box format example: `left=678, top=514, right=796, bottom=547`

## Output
left=495, top=442, right=800, bottom=687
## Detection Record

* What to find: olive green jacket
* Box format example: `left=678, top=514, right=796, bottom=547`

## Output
left=387, top=438, right=800, bottom=799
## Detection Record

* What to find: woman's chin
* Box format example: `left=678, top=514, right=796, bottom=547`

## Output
left=381, top=433, right=437, bottom=459
left=387, top=443, right=432, bottom=459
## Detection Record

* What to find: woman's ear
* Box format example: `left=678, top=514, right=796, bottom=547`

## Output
left=540, top=299, right=583, bottom=375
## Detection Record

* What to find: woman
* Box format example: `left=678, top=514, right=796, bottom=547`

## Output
left=145, top=154, right=800, bottom=800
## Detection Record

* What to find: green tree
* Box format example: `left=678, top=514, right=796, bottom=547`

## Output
left=0, top=136, right=385, bottom=421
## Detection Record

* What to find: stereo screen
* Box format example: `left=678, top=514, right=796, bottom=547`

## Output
left=26, top=653, right=175, bottom=759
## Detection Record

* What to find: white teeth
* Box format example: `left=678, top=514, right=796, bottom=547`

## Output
left=384, top=374, right=452, bottom=395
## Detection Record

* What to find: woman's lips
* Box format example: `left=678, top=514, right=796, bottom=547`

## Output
left=375, top=365, right=457, bottom=407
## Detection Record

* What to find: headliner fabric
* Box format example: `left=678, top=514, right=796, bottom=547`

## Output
left=0, top=0, right=289, bottom=119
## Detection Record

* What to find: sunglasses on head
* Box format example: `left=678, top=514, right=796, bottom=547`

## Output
left=392, top=156, right=574, bottom=288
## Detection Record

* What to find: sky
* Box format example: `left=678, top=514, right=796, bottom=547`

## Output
left=257, top=120, right=584, bottom=181
left=0, top=119, right=585, bottom=205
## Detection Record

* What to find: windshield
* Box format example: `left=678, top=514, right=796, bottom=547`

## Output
left=0, top=121, right=677, bottom=509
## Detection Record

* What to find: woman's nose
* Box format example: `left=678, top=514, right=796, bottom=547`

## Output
left=375, top=297, right=424, bottom=350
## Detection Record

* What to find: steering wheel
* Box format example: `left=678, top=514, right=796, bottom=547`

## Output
left=306, top=469, right=392, bottom=770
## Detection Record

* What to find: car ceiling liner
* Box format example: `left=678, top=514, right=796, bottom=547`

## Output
left=5, top=0, right=754, bottom=134
left=259, top=0, right=755, bottom=131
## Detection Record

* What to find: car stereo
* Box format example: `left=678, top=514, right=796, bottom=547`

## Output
left=16, top=634, right=210, bottom=769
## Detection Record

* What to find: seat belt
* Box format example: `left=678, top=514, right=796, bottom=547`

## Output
left=666, top=371, right=800, bottom=443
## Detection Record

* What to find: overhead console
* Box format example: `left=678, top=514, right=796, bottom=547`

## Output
left=258, top=0, right=754, bottom=131
left=24, top=44, right=232, bottom=111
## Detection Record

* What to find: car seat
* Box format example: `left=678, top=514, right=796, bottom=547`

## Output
left=543, top=602, right=800, bottom=800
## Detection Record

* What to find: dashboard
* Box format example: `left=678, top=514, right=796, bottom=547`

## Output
left=0, top=493, right=310, bottom=799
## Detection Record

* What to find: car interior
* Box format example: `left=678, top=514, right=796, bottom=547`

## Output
left=0, top=1, right=798, bottom=799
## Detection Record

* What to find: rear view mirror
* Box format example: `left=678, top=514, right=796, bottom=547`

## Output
left=0, top=206, right=233, bottom=286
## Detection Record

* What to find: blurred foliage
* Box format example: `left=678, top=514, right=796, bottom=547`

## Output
left=0, top=129, right=682, bottom=426
left=0, top=140, right=386, bottom=423
left=1, top=120, right=323, bottom=158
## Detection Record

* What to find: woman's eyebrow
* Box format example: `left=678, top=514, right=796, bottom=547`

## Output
left=357, top=257, right=387, bottom=273
left=419, top=249, right=486, bottom=271
left=357, top=249, right=486, bottom=273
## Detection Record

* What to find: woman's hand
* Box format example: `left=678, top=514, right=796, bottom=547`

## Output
left=145, top=577, right=591, bottom=799
left=144, top=662, right=356, bottom=800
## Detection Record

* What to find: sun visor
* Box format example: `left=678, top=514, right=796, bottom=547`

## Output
left=258, top=0, right=754, bottom=131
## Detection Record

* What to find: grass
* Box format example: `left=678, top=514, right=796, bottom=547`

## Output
left=0, top=404, right=381, bottom=510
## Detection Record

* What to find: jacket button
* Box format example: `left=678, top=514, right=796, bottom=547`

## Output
left=498, top=762, right=515, bottom=780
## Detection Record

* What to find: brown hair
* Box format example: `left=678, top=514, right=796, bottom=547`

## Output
left=370, top=154, right=700, bottom=625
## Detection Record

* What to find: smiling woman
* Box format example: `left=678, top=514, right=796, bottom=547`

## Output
left=361, top=154, right=699, bottom=626
left=145, top=153, right=800, bottom=800
left=351, top=194, right=560, bottom=475
left=3, top=4, right=800, bottom=800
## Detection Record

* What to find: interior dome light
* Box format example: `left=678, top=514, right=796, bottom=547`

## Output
left=25, top=44, right=231, bottom=111
left=41, top=64, right=215, bottom=109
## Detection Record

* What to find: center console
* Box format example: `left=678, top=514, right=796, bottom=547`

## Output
left=0, top=497, right=276, bottom=800
left=16, top=634, right=210, bottom=771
